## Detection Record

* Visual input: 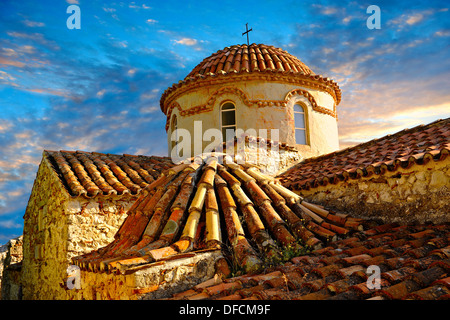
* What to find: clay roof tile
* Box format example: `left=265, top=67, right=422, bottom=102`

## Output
left=277, top=118, right=450, bottom=191
left=68, top=153, right=450, bottom=301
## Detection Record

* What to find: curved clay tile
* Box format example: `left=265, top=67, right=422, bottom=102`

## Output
left=63, top=152, right=101, bottom=197
left=48, top=151, right=86, bottom=196
left=44, top=151, right=174, bottom=198
left=277, top=118, right=450, bottom=191
left=72, top=154, right=365, bottom=275
left=181, top=44, right=318, bottom=79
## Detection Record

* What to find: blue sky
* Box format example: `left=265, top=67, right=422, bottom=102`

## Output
left=0, top=0, right=449, bottom=244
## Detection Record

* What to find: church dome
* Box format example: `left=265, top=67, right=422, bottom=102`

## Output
left=160, top=43, right=341, bottom=115
left=185, top=43, right=314, bottom=78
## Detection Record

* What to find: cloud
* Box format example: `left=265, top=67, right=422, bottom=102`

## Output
left=388, top=8, right=444, bottom=31
left=311, top=4, right=338, bottom=16
left=434, top=30, right=450, bottom=37
left=146, top=19, right=158, bottom=24
left=6, top=31, right=60, bottom=50
left=22, top=19, right=45, bottom=28
left=170, top=37, right=207, bottom=52
left=139, top=106, right=159, bottom=114
left=115, top=40, right=128, bottom=48
left=129, top=2, right=151, bottom=10
left=27, top=88, right=69, bottom=97
left=172, top=38, right=198, bottom=46
left=22, top=19, right=45, bottom=27
left=337, top=74, right=450, bottom=148
left=406, top=13, right=425, bottom=25
left=127, top=68, right=137, bottom=76
left=96, top=89, right=106, bottom=98
left=0, top=220, right=22, bottom=229
left=0, top=57, right=25, bottom=68
left=103, top=7, right=116, bottom=13
left=0, top=120, right=13, bottom=133
left=66, top=0, right=79, bottom=4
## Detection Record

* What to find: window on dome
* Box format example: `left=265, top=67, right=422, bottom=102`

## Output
left=221, top=102, right=236, bottom=142
left=294, top=104, right=307, bottom=145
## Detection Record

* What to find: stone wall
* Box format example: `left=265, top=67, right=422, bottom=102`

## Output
left=0, top=236, right=23, bottom=299
left=19, top=156, right=135, bottom=300
left=301, top=160, right=450, bottom=224
left=65, top=250, right=223, bottom=300
left=241, top=145, right=301, bottom=175
left=65, top=197, right=133, bottom=261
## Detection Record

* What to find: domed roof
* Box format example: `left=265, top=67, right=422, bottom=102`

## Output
left=160, top=43, right=341, bottom=115
left=186, top=43, right=314, bottom=78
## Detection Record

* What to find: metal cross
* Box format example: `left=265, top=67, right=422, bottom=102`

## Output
left=242, top=23, right=253, bottom=45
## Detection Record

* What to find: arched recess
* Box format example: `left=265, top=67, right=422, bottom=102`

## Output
left=293, top=103, right=308, bottom=145
left=220, top=101, right=236, bottom=143
left=285, top=90, right=312, bottom=146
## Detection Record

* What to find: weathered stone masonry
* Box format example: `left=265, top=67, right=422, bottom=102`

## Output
left=19, top=153, right=135, bottom=299
left=301, top=160, right=450, bottom=224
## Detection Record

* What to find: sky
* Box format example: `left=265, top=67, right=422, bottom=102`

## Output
left=0, top=0, right=449, bottom=244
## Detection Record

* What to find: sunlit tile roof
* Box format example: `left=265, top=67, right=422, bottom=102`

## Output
left=278, top=118, right=450, bottom=191
left=72, top=155, right=364, bottom=274
left=170, top=221, right=450, bottom=300
left=44, top=150, right=174, bottom=197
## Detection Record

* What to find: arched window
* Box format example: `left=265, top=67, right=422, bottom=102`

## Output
left=294, top=104, right=307, bottom=145
left=221, top=102, right=236, bottom=142
left=171, top=114, right=178, bottom=152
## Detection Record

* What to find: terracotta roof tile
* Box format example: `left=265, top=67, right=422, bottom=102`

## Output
left=72, top=155, right=369, bottom=276
left=166, top=218, right=450, bottom=300
left=44, top=150, right=174, bottom=197
left=67, top=150, right=450, bottom=300
left=160, top=43, right=342, bottom=114
left=185, top=44, right=315, bottom=78
left=278, top=118, right=450, bottom=191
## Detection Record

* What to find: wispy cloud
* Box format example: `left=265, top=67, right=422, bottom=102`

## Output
left=6, top=31, right=60, bottom=50
left=103, top=7, right=116, bottom=13
left=0, top=57, right=25, bottom=68
left=172, top=38, right=198, bottom=46
left=0, top=219, right=22, bottom=229
left=311, top=4, right=338, bottom=16
left=389, top=8, right=445, bottom=31
left=22, top=19, right=45, bottom=27
left=434, top=29, right=450, bottom=37
left=129, top=2, right=151, bottom=10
